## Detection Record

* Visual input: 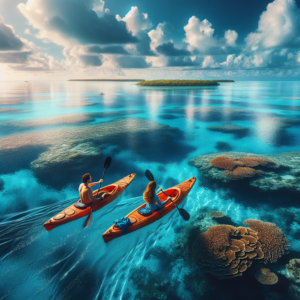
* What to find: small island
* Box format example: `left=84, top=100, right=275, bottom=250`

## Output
left=68, top=79, right=145, bottom=82
left=136, top=79, right=234, bottom=86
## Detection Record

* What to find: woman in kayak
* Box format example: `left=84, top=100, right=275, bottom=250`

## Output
left=144, top=181, right=171, bottom=211
left=79, top=173, right=108, bottom=205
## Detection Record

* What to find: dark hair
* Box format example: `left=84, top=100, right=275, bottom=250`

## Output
left=82, top=173, right=91, bottom=183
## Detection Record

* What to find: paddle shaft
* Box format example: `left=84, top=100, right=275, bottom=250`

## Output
left=96, top=167, right=108, bottom=196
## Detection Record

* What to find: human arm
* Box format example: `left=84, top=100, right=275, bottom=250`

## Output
left=88, top=179, right=103, bottom=187
left=154, top=194, right=170, bottom=208
left=88, top=187, right=102, bottom=203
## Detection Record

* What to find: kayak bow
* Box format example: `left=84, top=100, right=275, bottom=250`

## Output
left=43, top=173, right=136, bottom=231
left=102, top=176, right=196, bottom=243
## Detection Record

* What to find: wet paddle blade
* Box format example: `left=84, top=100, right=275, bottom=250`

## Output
left=178, top=208, right=190, bottom=221
left=145, top=169, right=155, bottom=181
left=84, top=212, right=92, bottom=228
left=104, top=157, right=112, bottom=169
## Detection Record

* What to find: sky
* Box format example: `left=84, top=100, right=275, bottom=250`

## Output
left=1, top=0, right=300, bottom=80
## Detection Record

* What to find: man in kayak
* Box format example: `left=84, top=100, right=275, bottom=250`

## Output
left=79, top=173, right=108, bottom=205
left=143, top=181, right=171, bottom=210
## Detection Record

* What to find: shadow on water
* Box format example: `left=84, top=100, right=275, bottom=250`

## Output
left=0, top=145, right=48, bottom=174
left=215, top=141, right=233, bottom=152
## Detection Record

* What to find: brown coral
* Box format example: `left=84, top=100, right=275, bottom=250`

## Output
left=244, top=219, right=289, bottom=264
left=209, top=211, right=225, bottom=218
left=238, top=157, right=274, bottom=167
left=192, top=225, right=264, bottom=279
left=224, top=167, right=262, bottom=180
left=255, top=268, right=278, bottom=285
left=210, top=156, right=238, bottom=170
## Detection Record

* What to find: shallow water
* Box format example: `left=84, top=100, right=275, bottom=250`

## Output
left=0, top=80, right=300, bottom=299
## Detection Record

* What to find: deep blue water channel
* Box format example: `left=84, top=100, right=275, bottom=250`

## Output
left=0, top=80, right=300, bottom=299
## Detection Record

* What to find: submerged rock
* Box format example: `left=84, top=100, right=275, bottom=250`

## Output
left=279, top=259, right=300, bottom=300
left=0, top=118, right=193, bottom=189
left=207, top=125, right=250, bottom=138
left=189, top=152, right=300, bottom=195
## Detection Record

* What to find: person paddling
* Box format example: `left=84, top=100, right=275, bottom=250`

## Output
left=79, top=173, right=108, bottom=205
left=143, top=181, right=172, bottom=211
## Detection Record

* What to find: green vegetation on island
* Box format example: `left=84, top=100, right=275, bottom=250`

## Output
left=136, top=79, right=234, bottom=86
left=68, top=79, right=145, bottom=82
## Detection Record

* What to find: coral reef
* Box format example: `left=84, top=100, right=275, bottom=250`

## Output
left=244, top=219, right=289, bottom=264
left=207, top=125, right=250, bottom=138
left=277, top=259, right=300, bottom=300
left=189, top=152, right=300, bottom=195
left=191, top=225, right=264, bottom=279
left=209, top=211, right=225, bottom=218
left=238, top=157, right=274, bottom=167
left=287, top=259, right=300, bottom=285
left=224, top=167, right=264, bottom=180
left=255, top=268, right=278, bottom=285
left=210, top=156, right=239, bottom=170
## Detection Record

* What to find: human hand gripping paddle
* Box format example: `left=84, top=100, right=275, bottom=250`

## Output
left=144, top=169, right=190, bottom=221
left=84, top=157, right=112, bottom=228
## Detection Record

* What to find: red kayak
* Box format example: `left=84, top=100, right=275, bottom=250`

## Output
left=102, top=177, right=196, bottom=243
left=44, top=173, right=136, bottom=231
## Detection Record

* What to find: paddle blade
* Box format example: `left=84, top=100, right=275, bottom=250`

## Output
left=84, top=212, right=92, bottom=228
left=104, top=157, right=112, bottom=169
left=145, top=169, right=155, bottom=181
left=178, top=208, right=190, bottom=221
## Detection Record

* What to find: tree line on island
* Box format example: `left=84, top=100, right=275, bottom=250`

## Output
left=137, top=79, right=235, bottom=86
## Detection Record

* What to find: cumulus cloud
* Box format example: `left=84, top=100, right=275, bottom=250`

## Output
left=156, top=42, right=191, bottom=56
left=184, top=16, right=217, bottom=53
left=18, top=0, right=138, bottom=47
left=246, top=0, right=300, bottom=50
left=148, top=22, right=175, bottom=51
left=0, top=16, right=24, bottom=51
left=202, top=55, right=220, bottom=68
left=166, top=56, right=199, bottom=67
left=225, top=30, right=238, bottom=47
left=116, top=6, right=151, bottom=36
left=0, top=16, right=64, bottom=72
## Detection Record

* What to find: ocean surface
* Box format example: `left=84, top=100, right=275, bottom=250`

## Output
left=0, top=80, right=300, bottom=300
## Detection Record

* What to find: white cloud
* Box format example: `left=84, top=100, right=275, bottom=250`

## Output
left=93, top=0, right=105, bottom=17
left=184, top=16, right=217, bottom=53
left=225, top=30, right=238, bottom=46
left=202, top=55, right=219, bottom=68
left=0, top=15, right=24, bottom=51
left=116, top=6, right=151, bottom=36
left=148, top=22, right=173, bottom=51
left=245, top=0, right=300, bottom=50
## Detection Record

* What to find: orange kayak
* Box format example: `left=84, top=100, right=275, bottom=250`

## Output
left=102, top=177, right=196, bottom=243
left=44, top=173, right=136, bottom=231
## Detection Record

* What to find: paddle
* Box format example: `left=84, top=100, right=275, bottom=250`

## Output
left=84, top=157, right=112, bottom=228
left=144, top=169, right=190, bottom=221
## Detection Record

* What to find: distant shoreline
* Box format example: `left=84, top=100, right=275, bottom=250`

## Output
left=68, top=79, right=145, bottom=82
left=136, top=79, right=235, bottom=86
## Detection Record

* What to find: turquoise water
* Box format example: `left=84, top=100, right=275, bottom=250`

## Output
left=0, top=80, right=300, bottom=299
